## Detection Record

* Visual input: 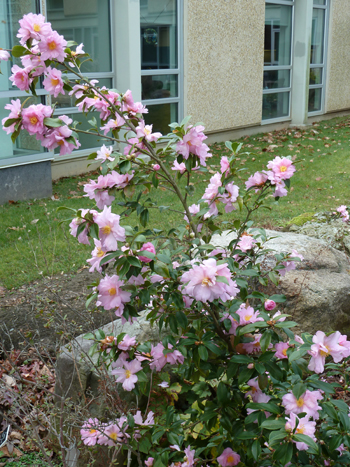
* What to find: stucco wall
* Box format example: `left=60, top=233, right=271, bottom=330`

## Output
left=326, top=0, right=350, bottom=112
left=185, top=0, right=265, bottom=132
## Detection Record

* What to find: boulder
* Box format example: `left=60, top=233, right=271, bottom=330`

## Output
left=212, top=229, right=350, bottom=336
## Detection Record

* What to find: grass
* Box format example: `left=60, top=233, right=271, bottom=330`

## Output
left=1, top=451, right=61, bottom=466
left=1, top=115, right=350, bottom=290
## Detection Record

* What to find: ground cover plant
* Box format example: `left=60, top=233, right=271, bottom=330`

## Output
left=1, top=13, right=350, bottom=467
left=1, top=116, right=350, bottom=290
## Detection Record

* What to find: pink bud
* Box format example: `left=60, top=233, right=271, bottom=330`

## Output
left=247, top=363, right=254, bottom=369
left=153, top=164, right=160, bottom=171
left=264, top=299, right=276, bottom=311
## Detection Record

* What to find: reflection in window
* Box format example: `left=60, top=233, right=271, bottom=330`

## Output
left=140, top=0, right=177, bottom=70
left=263, top=2, right=293, bottom=121
left=311, top=8, right=325, bottom=65
left=47, top=0, right=112, bottom=73
left=144, top=103, right=178, bottom=135
left=142, top=74, right=178, bottom=100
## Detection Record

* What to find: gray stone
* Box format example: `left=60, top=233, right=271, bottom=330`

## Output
left=0, top=160, right=52, bottom=204
left=55, top=310, right=162, bottom=407
left=212, top=229, right=350, bottom=336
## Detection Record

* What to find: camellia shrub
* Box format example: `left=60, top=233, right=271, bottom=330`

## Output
left=2, top=13, right=350, bottom=467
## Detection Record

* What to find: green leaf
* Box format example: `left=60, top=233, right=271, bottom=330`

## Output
left=87, top=152, right=98, bottom=160
left=230, top=354, right=254, bottom=364
left=11, top=45, right=27, bottom=57
left=66, top=40, right=78, bottom=47
left=269, top=429, right=288, bottom=446
left=322, top=402, right=338, bottom=421
left=204, top=341, right=222, bottom=355
left=136, top=370, right=148, bottom=383
left=216, top=275, right=230, bottom=285
left=185, top=185, right=195, bottom=196
left=339, top=412, right=350, bottom=430
left=251, top=439, right=261, bottom=461
left=268, top=271, right=279, bottom=286
left=238, top=367, right=255, bottom=385
left=260, top=419, right=286, bottom=430
left=260, top=331, right=271, bottom=353
left=4, top=118, right=19, bottom=128
left=293, top=434, right=319, bottom=454
left=246, top=402, right=280, bottom=415
left=236, top=431, right=257, bottom=440
left=292, top=383, right=307, bottom=400
left=198, top=345, right=209, bottom=361
left=328, top=434, right=343, bottom=452
left=217, top=382, right=230, bottom=406
left=236, top=321, right=268, bottom=336
left=288, top=348, right=308, bottom=362
left=175, top=311, right=188, bottom=329
left=238, top=269, right=259, bottom=277
left=43, top=117, right=65, bottom=128
left=127, top=256, right=142, bottom=268
left=268, top=294, right=287, bottom=303
left=137, top=250, right=155, bottom=261
left=275, top=321, right=298, bottom=329
left=264, top=361, right=285, bottom=381
left=273, top=442, right=293, bottom=465
left=157, top=254, right=172, bottom=264
left=308, top=380, right=335, bottom=394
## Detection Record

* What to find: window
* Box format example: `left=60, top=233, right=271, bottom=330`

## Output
left=140, top=0, right=182, bottom=135
left=308, top=0, right=328, bottom=114
left=263, top=1, right=294, bottom=122
left=0, top=0, right=113, bottom=165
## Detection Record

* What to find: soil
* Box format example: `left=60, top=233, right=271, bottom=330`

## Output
left=0, top=267, right=116, bottom=352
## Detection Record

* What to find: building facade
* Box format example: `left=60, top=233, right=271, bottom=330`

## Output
left=0, top=0, right=349, bottom=202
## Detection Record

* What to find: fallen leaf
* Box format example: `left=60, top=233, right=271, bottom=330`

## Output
left=30, top=219, right=39, bottom=224
left=315, top=177, right=322, bottom=181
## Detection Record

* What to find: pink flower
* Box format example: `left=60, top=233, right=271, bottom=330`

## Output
left=118, top=334, right=137, bottom=351
left=121, top=89, right=148, bottom=115
left=145, top=458, right=154, bottom=467
left=84, top=175, right=115, bottom=209
left=158, top=381, right=169, bottom=388
left=134, top=410, right=154, bottom=426
left=264, top=299, right=276, bottom=311
left=184, top=204, right=203, bottom=232
left=17, top=13, right=52, bottom=44
left=9, top=65, right=32, bottom=91
left=95, top=206, right=125, bottom=251
left=176, top=125, right=212, bottom=166
left=181, top=258, right=239, bottom=303
left=21, top=46, right=47, bottom=77
left=222, top=183, right=239, bottom=213
left=217, top=447, right=240, bottom=466
left=237, top=234, right=256, bottom=252
left=337, top=205, right=349, bottom=222
left=153, top=164, right=160, bottom=171
left=275, top=342, right=289, bottom=359
left=182, top=446, right=197, bottom=467
left=150, top=343, right=184, bottom=372
left=282, top=390, right=323, bottom=419
left=221, top=313, right=239, bottom=335
left=41, top=115, right=80, bottom=155
left=2, top=99, right=21, bottom=135
left=308, top=330, right=345, bottom=373
left=267, top=156, right=296, bottom=180
left=80, top=418, right=101, bottom=446
left=98, top=423, right=123, bottom=446
left=0, top=49, right=10, bottom=61
left=236, top=303, right=263, bottom=326
left=43, top=67, right=64, bottom=98
left=38, top=30, right=67, bottom=62
left=101, top=115, right=125, bottom=135
left=87, top=239, right=110, bottom=273
left=138, top=242, right=156, bottom=263
left=124, top=137, right=146, bottom=158
left=245, top=171, right=268, bottom=191
left=339, top=334, right=350, bottom=359
left=96, top=274, right=131, bottom=315
left=128, top=274, right=145, bottom=286
left=136, top=120, right=162, bottom=142
left=279, top=249, right=304, bottom=276
left=109, top=170, right=134, bottom=189
left=172, top=160, right=187, bottom=174
left=245, top=378, right=263, bottom=402
left=242, top=333, right=262, bottom=354
left=285, top=413, right=316, bottom=451
left=69, top=208, right=95, bottom=245
left=22, top=104, right=52, bottom=135
left=111, top=358, right=142, bottom=391
left=220, top=156, right=230, bottom=176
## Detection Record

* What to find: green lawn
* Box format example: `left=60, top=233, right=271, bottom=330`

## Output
left=1, top=115, right=350, bottom=289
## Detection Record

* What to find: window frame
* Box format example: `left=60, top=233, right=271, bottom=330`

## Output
left=262, top=0, right=294, bottom=124
left=308, top=0, right=329, bottom=116
left=140, top=0, right=183, bottom=130
left=0, top=0, right=116, bottom=168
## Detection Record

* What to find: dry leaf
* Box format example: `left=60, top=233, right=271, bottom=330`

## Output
left=315, top=177, right=322, bottom=181
left=3, top=374, right=16, bottom=387
left=30, top=219, right=39, bottom=224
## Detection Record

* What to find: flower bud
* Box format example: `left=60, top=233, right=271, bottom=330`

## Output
left=264, top=299, right=276, bottom=311
left=153, top=164, right=160, bottom=171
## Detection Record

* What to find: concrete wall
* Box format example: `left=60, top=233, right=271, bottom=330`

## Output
left=184, top=0, right=265, bottom=132
left=326, top=0, right=350, bottom=112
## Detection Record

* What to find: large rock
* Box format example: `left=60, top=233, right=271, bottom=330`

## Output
left=212, top=229, right=350, bottom=336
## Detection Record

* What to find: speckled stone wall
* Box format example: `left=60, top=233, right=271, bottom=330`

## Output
left=185, top=0, right=265, bottom=132
left=326, top=0, right=350, bottom=112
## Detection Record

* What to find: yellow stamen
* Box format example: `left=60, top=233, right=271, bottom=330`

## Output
left=282, top=348, right=288, bottom=356
left=33, top=24, right=41, bottom=32
left=109, top=432, right=118, bottom=441
left=296, top=425, right=305, bottom=434
left=108, top=287, right=116, bottom=296
left=48, top=41, right=57, bottom=50
left=144, top=127, right=151, bottom=135
left=125, top=370, right=131, bottom=379
left=102, top=225, right=111, bottom=235
left=227, top=456, right=234, bottom=463
left=280, top=166, right=287, bottom=172
left=296, top=397, right=304, bottom=407
left=29, top=116, right=38, bottom=125
left=201, top=277, right=212, bottom=286
left=320, top=345, right=331, bottom=357
left=51, top=78, right=60, bottom=86
left=244, top=315, right=253, bottom=322
left=89, top=429, right=97, bottom=434
left=96, top=247, right=105, bottom=258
